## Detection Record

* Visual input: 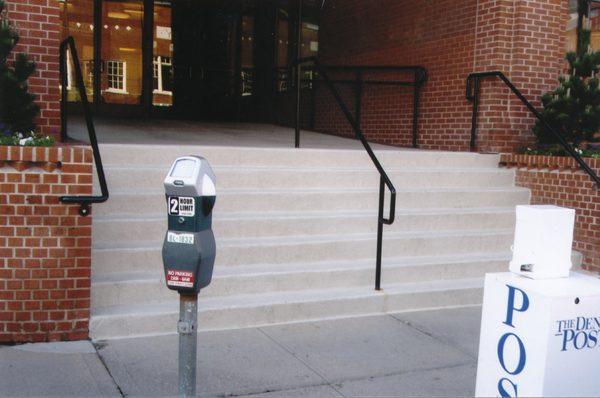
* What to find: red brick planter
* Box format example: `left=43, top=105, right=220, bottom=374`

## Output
left=500, top=153, right=600, bottom=273
left=0, top=145, right=93, bottom=343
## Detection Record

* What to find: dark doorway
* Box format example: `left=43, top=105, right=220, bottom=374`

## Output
left=172, top=1, right=243, bottom=120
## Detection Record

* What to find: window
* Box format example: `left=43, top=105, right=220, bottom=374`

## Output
left=84, top=60, right=94, bottom=92
left=301, top=22, right=319, bottom=59
left=241, top=68, right=253, bottom=96
left=240, top=14, right=254, bottom=96
left=567, top=0, right=600, bottom=52
left=153, top=0, right=173, bottom=106
left=65, top=49, right=74, bottom=91
left=276, top=69, right=289, bottom=93
left=275, top=8, right=290, bottom=93
left=106, top=60, right=127, bottom=93
left=101, top=0, right=143, bottom=104
left=153, top=55, right=173, bottom=94
left=59, top=0, right=94, bottom=101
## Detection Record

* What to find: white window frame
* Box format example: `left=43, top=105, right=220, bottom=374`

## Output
left=105, top=60, right=128, bottom=94
left=83, top=60, right=94, bottom=95
left=65, top=49, right=73, bottom=90
left=153, top=55, right=173, bottom=96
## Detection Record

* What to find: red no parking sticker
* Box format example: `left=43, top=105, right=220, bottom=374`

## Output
left=166, top=269, right=194, bottom=288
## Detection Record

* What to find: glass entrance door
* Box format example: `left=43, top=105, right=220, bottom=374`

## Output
left=100, top=0, right=144, bottom=106
left=60, top=0, right=284, bottom=120
left=153, top=1, right=173, bottom=108
left=172, top=1, right=243, bottom=120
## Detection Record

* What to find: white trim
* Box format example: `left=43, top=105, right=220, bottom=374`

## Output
left=66, top=50, right=73, bottom=90
left=123, top=61, right=127, bottom=92
left=153, top=55, right=173, bottom=95
left=103, top=88, right=129, bottom=94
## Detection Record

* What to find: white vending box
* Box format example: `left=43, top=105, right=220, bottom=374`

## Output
left=475, top=272, right=600, bottom=397
left=509, top=205, right=575, bottom=279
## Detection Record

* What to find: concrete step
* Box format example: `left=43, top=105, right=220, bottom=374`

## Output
left=89, top=144, right=527, bottom=340
left=89, top=277, right=484, bottom=340
left=92, top=207, right=516, bottom=245
left=93, top=187, right=529, bottom=216
left=102, top=165, right=516, bottom=190
left=92, top=229, right=513, bottom=273
left=98, top=144, right=502, bottom=169
left=91, top=252, right=509, bottom=308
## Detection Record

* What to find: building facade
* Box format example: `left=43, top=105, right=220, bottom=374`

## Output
left=3, top=0, right=599, bottom=344
left=5, top=0, right=579, bottom=152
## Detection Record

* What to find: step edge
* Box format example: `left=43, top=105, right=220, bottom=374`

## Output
left=91, top=276, right=484, bottom=317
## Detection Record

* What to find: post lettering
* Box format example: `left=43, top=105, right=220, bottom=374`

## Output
left=504, top=285, right=529, bottom=328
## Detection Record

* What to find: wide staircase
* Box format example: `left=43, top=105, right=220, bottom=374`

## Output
left=89, top=144, right=529, bottom=340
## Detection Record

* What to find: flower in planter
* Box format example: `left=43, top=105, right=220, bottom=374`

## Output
left=0, top=130, right=54, bottom=147
left=18, top=136, right=32, bottom=146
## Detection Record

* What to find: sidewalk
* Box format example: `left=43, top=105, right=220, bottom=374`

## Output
left=0, top=306, right=481, bottom=397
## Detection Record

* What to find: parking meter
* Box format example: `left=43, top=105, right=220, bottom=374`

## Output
left=161, top=155, right=216, bottom=398
left=162, top=156, right=216, bottom=294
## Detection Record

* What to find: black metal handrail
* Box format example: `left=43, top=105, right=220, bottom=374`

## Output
left=291, top=60, right=427, bottom=149
left=466, top=71, right=600, bottom=188
left=59, top=36, right=109, bottom=216
left=294, top=57, right=398, bottom=290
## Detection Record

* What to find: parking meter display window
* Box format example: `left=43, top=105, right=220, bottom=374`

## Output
left=171, top=159, right=196, bottom=178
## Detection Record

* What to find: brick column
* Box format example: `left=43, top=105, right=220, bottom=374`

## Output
left=473, top=0, right=567, bottom=153
left=0, top=145, right=93, bottom=343
left=5, top=0, right=62, bottom=140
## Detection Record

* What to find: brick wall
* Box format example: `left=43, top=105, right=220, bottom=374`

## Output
left=5, top=0, right=62, bottom=139
left=474, top=0, right=567, bottom=153
left=315, top=0, right=567, bottom=152
left=500, top=154, right=600, bottom=273
left=2, top=0, right=569, bottom=152
left=0, top=145, right=93, bottom=343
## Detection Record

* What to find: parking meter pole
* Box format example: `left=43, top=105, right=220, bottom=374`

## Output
left=178, top=294, right=198, bottom=398
left=162, top=156, right=216, bottom=398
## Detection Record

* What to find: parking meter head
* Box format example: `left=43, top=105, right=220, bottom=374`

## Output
left=162, top=156, right=216, bottom=294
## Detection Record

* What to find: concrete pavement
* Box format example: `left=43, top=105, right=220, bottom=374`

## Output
left=0, top=341, right=120, bottom=397
left=0, top=306, right=482, bottom=397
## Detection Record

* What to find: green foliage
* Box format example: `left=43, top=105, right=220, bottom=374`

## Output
left=0, top=0, right=40, bottom=135
left=518, top=145, right=600, bottom=158
left=0, top=129, right=54, bottom=146
left=533, top=0, right=600, bottom=148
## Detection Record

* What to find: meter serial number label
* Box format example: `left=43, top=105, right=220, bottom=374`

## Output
left=168, top=196, right=195, bottom=217
left=166, top=269, right=194, bottom=288
left=167, top=232, right=194, bottom=245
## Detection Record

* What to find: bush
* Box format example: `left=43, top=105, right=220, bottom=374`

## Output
left=533, top=0, right=600, bottom=149
left=0, top=0, right=41, bottom=138
left=518, top=145, right=600, bottom=159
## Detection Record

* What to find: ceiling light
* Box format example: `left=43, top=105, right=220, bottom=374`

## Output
left=107, top=12, right=130, bottom=19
